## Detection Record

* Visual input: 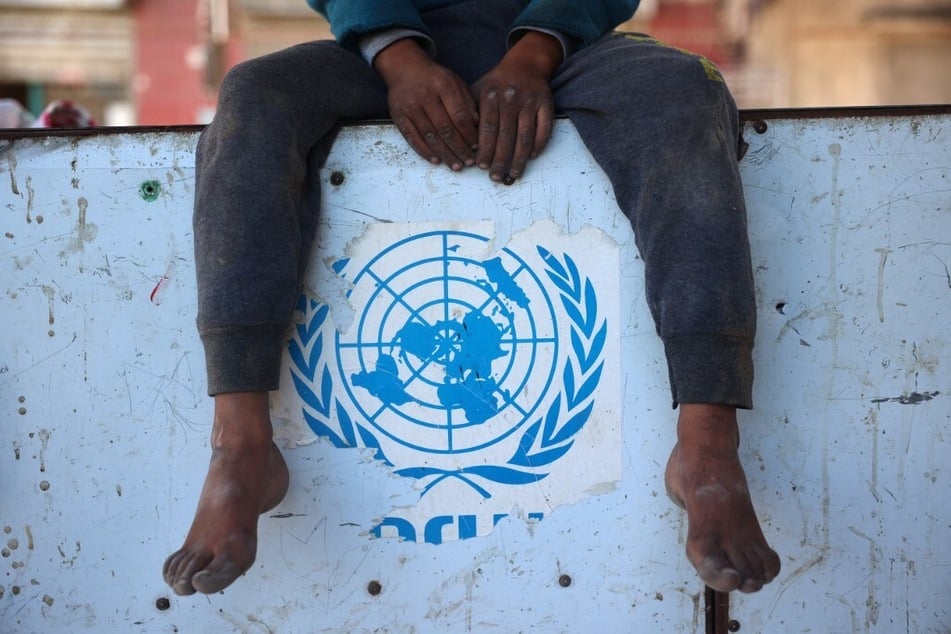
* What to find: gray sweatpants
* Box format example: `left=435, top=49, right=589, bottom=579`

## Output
left=193, top=0, right=756, bottom=408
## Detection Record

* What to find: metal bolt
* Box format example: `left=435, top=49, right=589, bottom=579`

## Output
left=728, top=619, right=741, bottom=632
left=753, top=120, right=768, bottom=134
left=155, top=597, right=171, bottom=611
left=330, top=171, right=345, bottom=186
left=367, top=580, right=382, bottom=596
left=502, top=175, right=516, bottom=186
left=139, top=180, right=161, bottom=202
left=558, top=574, right=572, bottom=588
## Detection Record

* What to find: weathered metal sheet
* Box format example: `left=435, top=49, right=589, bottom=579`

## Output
left=733, top=114, right=950, bottom=633
left=1, top=112, right=948, bottom=632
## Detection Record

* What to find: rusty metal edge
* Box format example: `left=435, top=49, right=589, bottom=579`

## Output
left=1, top=104, right=949, bottom=141
left=738, top=103, right=951, bottom=122
left=0, top=124, right=204, bottom=140
left=704, top=586, right=732, bottom=634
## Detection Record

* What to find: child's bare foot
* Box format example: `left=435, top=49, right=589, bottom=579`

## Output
left=163, top=392, right=289, bottom=595
left=665, top=404, right=781, bottom=593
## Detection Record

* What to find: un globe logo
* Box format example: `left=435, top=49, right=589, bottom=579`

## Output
left=337, top=230, right=559, bottom=455
left=289, top=225, right=607, bottom=498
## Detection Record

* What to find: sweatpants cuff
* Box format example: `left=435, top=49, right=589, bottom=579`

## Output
left=664, top=334, right=754, bottom=409
left=200, top=325, right=288, bottom=396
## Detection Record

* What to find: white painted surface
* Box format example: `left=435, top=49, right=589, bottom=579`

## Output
left=1, top=114, right=948, bottom=632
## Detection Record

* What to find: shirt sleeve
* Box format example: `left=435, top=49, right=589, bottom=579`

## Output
left=358, top=28, right=436, bottom=65
left=508, top=26, right=575, bottom=61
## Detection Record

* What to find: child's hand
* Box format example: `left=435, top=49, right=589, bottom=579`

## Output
left=471, top=31, right=561, bottom=182
left=375, top=38, right=479, bottom=171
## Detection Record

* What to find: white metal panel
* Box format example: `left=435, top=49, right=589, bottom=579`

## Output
left=734, top=114, right=950, bottom=633
left=0, top=113, right=948, bottom=633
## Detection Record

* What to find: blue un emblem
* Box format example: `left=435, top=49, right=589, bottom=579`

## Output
left=288, top=227, right=611, bottom=541
left=341, top=230, right=558, bottom=454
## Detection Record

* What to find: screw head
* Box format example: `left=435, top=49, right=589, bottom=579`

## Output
left=728, top=620, right=741, bottom=632
left=753, top=120, right=768, bottom=134
left=155, top=597, right=171, bottom=611
left=367, top=580, right=382, bottom=596
left=330, top=171, right=345, bottom=186
left=558, top=574, right=572, bottom=588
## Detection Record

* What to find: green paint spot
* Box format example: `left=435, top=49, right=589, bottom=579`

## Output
left=140, top=180, right=161, bottom=202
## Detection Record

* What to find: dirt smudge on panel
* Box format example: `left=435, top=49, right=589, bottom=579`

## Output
left=871, top=391, right=940, bottom=405
left=26, top=176, right=34, bottom=223
left=874, top=247, right=891, bottom=323
left=38, top=428, right=51, bottom=473
left=6, top=151, right=19, bottom=196
left=42, top=285, right=56, bottom=325
left=57, top=540, right=81, bottom=568
left=71, top=197, right=97, bottom=250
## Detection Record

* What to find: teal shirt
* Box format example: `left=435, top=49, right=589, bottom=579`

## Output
left=308, top=0, right=639, bottom=51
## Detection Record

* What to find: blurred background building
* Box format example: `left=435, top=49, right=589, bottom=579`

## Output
left=1, top=0, right=949, bottom=126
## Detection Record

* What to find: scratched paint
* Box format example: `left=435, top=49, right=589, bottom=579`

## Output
left=0, top=116, right=949, bottom=632
left=149, top=261, right=176, bottom=305
left=733, top=115, right=950, bottom=633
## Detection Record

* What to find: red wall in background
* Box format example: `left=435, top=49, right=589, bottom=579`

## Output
left=647, top=2, right=732, bottom=65
left=133, top=0, right=243, bottom=125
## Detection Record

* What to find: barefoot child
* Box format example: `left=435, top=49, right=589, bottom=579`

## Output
left=164, top=0, right=780, bottom=596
